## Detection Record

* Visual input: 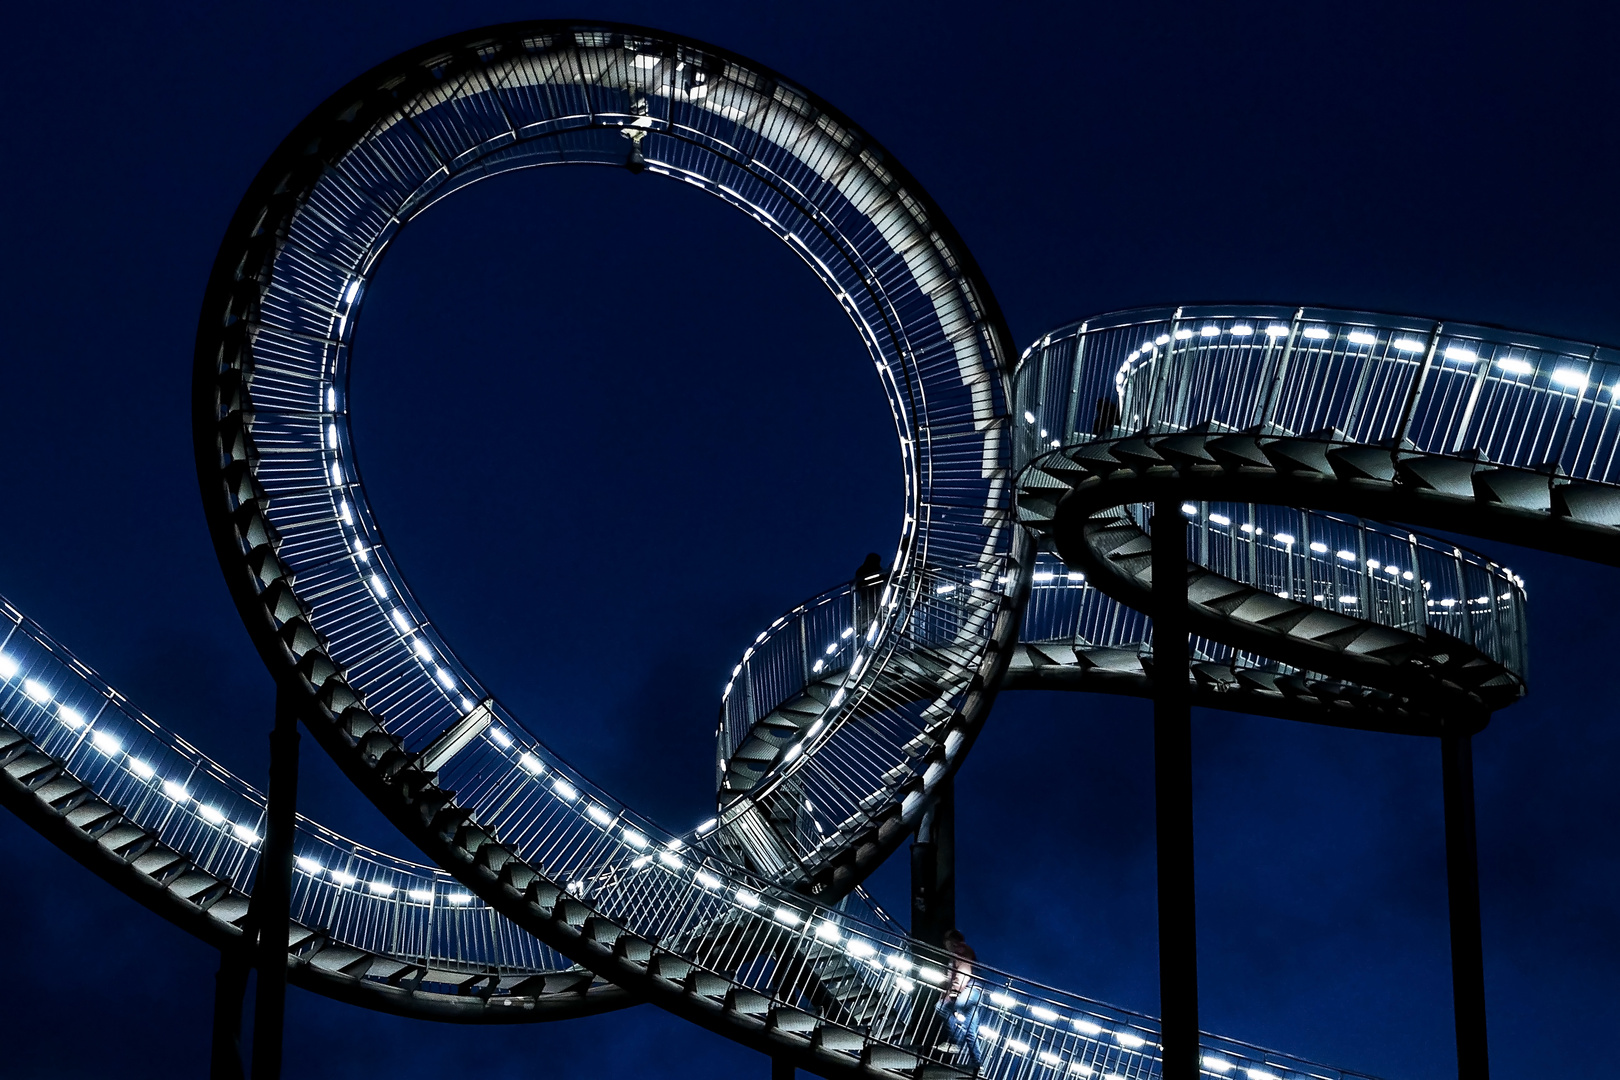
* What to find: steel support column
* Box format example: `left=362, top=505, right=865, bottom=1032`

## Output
left=250, top=689, right=300, bottom=1080
left=910, top=778, right=956, bottom=947
left=1152, top=502, right=1198, bottom=1080
left=210, top=948, right=249, bottom=1080
left=1440, top=731, right=1489, bottom=1079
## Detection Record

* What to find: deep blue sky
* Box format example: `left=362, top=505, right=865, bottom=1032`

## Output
left=1, top=2, right=1617, bottom=1078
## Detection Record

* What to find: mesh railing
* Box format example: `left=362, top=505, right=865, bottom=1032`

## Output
left=0, top=597, right=577, bottom=986
left=1015, top=304, right=1620, bottom=484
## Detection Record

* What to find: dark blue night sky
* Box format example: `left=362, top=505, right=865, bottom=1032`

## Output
left=1, top=3, right=1617, bottom=1077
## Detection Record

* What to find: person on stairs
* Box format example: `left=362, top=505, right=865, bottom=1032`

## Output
left=935, top=928, right=985, bottom=1074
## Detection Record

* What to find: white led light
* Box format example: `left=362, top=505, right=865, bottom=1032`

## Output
left=1032, top=572, right=1055, bottom=583
left=58, top=705, right=85, bottom=729
left=1551, top=368, right=1589, bottom=390
left=1246, top=1070, right=1279, bottom=1080
left=895, top=977, right=916, bottom=993
left=339, top=500, right=353, bottom=524
left=695, top=871, right=722, bottom=890
left=990, top=991, right=1017, bottom=1008
left=1230, top=325, right=1253, bottom=337
left=841, top=627, right=854, bottom=638
left=1348, top=331, right=1377, bottom=345
left=1265, top=325, right=1289, bottom=338
left=696, top=818, right=717, bottom=835
left=782, top=744, right=802, bottom=762
left=129, top=757, right=155, bottom=779
left=1302, top=327, right=1331, bottom=339
left=0, top=653, right=17, bottom=679
left=1497, top=357, right=1534, bottom=375
left=390, top=609, right=410, bottom=632
left=1005, top=1039, right=1029, bottom=1054
left=1444, top=345, right=1478, bottom=362
left=1239, top=522, right=1255, bottom=533
left=367, top=881, right=393, bottom=896
left=1174, top=328, right=1193, bottom=339
left=935, top=583, right=956, bottom=596
left=846, top=938, right=876, bottom=958
left=448, top=892, right=473, bottom=905
left=815, top=920, right=841, bottom=942
left=1070, top=1065, right=1095, bottom=1077
left=811, top=659, right=825, bottom=672
left=1040, top=1052, right=1064, bottom=1066
left=1404, top=570, right=1415, bottom=580
left=1367, top=558, right=1381, bottom=569
left=1024, top=411, right=1037, bottom=423
left=331, top=871, right=357, bottom=886
left=518, top=752, right=543, bottom=775
left=295, top=857, right=322, bottom=873
left=1202, top=1057, right=1235, bottom=1074
left=370, top=573, right=388, bottom=597
left=435, top=668, right=457, bottom=691
left=979, top=1029, right=1000, bottom=1044
left=1310, top=541, right=1328, bottom=553
left=232, top=823, right=260, bottom=844
left=162, top=780, right=189, bottom=801
left=918, top=966, right=946, bottom=984
left=1337, top=549, right=1356, bottom=562
left=734, top=889, right=760, bottom=908
left=774, top=907, right=801, bottom=927
left=1200, top=325, right=1220, bottom=337
left=1273, top=533, right=1295, bottom=545
left=352, top=540, right=369, bottom=562
left=885, top=955, right=912, bottom=973
left=1339, top=594, right=1358, bottom=604
left=1209, top=513, right=1231, bottom=525
left=489, top=727, right=512, bottom=748
left=1030, top=1005, right=1060, bottom=1022
left=330, top=462, right=343, bottom=485
left=1392, top=337, right=1426, bottom=352
left=658, top=850, right=683, bottom=869
left=623, top=828, right=648, bottom=849
left=631, top=854, right=652, bottom=868
left=198, top=805, right=225, bottom=824
left=1181, top=502, right=1197, bottom=515
left=23, top=679, right=51, bottom=704
left=1386, top=565, right=1400, bottom=576
left=1115, top=1032, right=1146, bottom=1049
left=408, top=888, right=434, bottom=902
left=1073, top=1019, right=1103, bottom=1036
left=552, top=779, right=578, bottom=801
left=586, top=804, right=614, bottom=826
left=411, top=638, right=432, bottom=661
left=327, top=387, right=337, bottom=410
left=1155, top=334, right=1170, bottom=345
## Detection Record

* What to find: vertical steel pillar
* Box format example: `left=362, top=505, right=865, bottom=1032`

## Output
left=1440, top=731, right=1490, bottom=1079
left=250, top=688, right=300, bottom=1080
left=210, top=949, right=249, bottom=1080
left=910, top=778, right=957, bottom=947
left=1152, top=502, right=1198, bottom=1080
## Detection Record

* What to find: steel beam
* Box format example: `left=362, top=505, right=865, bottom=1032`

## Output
left=210, top=948, right=249, bottom=1080
left=1441, top=731, right=1490, bottom=1079
left=250, top=689, right=300, bottom=1080
left=1152, top=502, right=1199, bottom=1080
left=910, top=778, right=956, bottom=947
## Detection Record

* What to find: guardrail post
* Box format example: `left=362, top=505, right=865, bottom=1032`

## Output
left=250, top=687, right=300, bottom=1080
left=910, top=778, right=956, bottom=947
left=1440, top=730, right=1490, bottom=1079
left=1151, top=502, right=1198, bottom=1080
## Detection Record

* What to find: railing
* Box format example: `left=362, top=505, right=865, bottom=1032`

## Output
left=1015, top=304, right=1620, bottom=485
left=1139, top=500, right=1527, bottom=680
left=0, top=596, right=577, bottom=987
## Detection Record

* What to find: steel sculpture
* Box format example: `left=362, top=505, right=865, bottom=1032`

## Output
left=1, top=18, right=1599, bottom=1080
